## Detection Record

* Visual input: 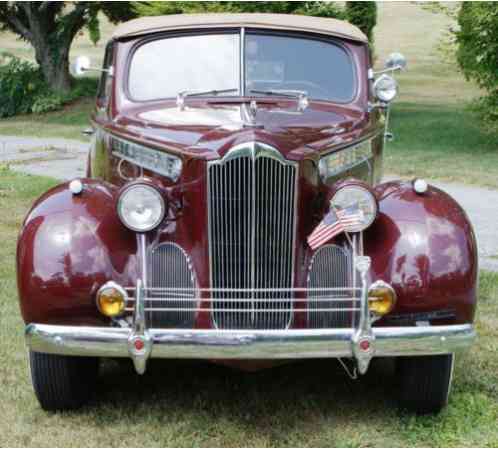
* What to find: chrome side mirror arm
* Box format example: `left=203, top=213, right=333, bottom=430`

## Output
left=371, top=65, right=404, bottom=76
left=71, top=55, right=114, bottom=78
left=82, top=66, right=114, bottom=76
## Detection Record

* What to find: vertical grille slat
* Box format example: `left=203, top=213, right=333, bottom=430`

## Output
left=209, top=143, right=296, bottom=330
left=147, top=243, right=196, bottom=328
left=307, top=244, right=357, bottom=329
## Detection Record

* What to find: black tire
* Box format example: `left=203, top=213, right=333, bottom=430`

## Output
left=29, top=351, right=99, bottom=411
left=397, top=353, right=454, bottom=414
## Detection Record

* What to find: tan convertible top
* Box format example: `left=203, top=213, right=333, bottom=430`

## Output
left=113, top=13, right=368, bottom=43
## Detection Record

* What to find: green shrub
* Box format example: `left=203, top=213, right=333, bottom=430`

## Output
left=0, top=54, right=48, bottom=117
left=456, top=2, right=498, bottom=132
left=345, top=2, right=377, bottom=42
left=31, top=93, right=66, bottom=114
left=0, top=53, right=99, bottom=118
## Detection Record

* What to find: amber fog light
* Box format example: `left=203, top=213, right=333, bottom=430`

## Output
left=368, top=280, right=396, bottom=316
left=96, top=281, right=127, bottom=317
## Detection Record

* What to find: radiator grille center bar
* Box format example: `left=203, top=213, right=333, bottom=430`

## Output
left=208, top=142, right=297, bottom=330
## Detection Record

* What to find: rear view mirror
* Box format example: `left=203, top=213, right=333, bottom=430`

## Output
left=71, top=56, right=91, bottom=77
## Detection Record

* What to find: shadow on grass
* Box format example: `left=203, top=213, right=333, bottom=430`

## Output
left=82, top=357, right=399, bottom=430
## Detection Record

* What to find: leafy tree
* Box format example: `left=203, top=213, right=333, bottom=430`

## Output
left=135, top=2, right=344, bottom=19
left=345, top=2, right=377, bottom=43
left=456, top=2, right=498, bottom=130
left=0, top=2, right=135, bottom=93
left=135, top=2, right=378, bottom=39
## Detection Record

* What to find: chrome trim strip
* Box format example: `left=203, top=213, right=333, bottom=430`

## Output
left=26, top=323, right=476, bottom=360
left=240, top=27, right=245, bottom=96
left=110, top=134, right=182, bottom=181
left=138, top=234, right=148, bottom=286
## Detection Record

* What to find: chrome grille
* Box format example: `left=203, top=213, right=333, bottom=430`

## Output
left=208, top=142, right=297, bottom=330
left=307, top=243, right=360, bottom=328
left=146, top=242, right=196, bottom=328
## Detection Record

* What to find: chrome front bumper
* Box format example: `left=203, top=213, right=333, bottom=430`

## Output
left=24, top=257, right=476, bottom=374
left=26, top=323, right=475, bottom=361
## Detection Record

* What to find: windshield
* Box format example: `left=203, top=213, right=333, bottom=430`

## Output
left=128, top=30, right=356, bottom=103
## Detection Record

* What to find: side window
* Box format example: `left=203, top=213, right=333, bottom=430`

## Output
left=97, top=42, right=114, bottom=103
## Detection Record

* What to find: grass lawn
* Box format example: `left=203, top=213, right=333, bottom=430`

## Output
left=386, top=102, right=498, bottom=188
left=1, top=168, right=498, bottom=447
left=0, top=97, right=94, bottom=140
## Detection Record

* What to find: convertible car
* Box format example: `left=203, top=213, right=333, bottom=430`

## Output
left=17, top=13, right=478, bottom=413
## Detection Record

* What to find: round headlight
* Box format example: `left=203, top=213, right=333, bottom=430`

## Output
left=117, top=184, right=165, bottom=232
left=373, top=74, right=398, bottom=103
left=331, top=185, right=377, bottom=232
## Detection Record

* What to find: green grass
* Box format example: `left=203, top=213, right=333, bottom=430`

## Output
left=384, top=102, right=498, bottom=188
left=0, top=97, right=93, bottom=140
left=0, top=168, right=497, bottom=447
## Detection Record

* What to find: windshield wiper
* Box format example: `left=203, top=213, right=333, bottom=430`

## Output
left=176, top=88, right=238, bottom=109
left=249, top=89, right=309, bottom=111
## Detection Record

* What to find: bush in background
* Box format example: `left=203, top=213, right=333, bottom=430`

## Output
left=345, top=2, right=377, bottom=43
left=456, top=2, right=498, bottom=132
left=135, top=2, right=377, bottom=41
left=0, top=53, right=97, bottom=118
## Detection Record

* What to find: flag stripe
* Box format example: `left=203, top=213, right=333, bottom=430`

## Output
left=307, top=204, right=365, bottom=250
left=308, top=221, right=343, bottom=241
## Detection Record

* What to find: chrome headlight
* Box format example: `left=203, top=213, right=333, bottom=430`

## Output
left=117, top=184, right=165, bottom=232
left=331, top=185, right=377, bottom=232
left=373, top=74, right=398, bottom=103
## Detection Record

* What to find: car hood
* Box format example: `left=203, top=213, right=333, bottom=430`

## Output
left=114, top=100, right=370, bottom=160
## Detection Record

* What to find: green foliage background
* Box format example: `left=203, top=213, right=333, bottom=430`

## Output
left=345, top=2, right=377, bottom=42
left=134, top=1, right=377, bottom=41
left=456, top=2, right=498, bottom=131
left=0, top=53, right=97, bottom=118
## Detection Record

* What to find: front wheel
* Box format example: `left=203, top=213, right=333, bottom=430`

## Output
left=29, top=351, right=99, bottom=411
left=397, top=354, right=454, bottom=414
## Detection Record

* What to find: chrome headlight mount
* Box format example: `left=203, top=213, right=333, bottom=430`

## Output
left=117, top=183, right=166, bottom=232
left=330, top=184, right=378, bottom=232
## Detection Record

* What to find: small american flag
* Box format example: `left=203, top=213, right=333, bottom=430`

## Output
left=307, top=204, right=364, bottom=250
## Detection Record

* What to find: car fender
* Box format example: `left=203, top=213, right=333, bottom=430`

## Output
left=17, top=179, right=138, bottom=325
left=364, top=180, right=478, bottom=324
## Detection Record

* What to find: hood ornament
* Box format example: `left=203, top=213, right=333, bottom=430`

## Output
left=241, top=100, right=263, bottom=128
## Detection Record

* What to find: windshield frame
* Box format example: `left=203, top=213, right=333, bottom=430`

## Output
left=124, top=27, right=358, bottom=105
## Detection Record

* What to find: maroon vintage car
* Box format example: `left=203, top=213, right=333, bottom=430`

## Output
left=17, top=14, right=477, bottom=413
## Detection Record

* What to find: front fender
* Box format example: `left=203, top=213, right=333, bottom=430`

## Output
left=17, top=179, right=138, bottom=325
left=365, top=181, right=478, bottom=324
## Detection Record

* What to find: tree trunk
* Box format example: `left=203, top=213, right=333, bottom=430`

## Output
left=35, top=44, right=72, bottom=93
left=4, top=3, right=91, bottom=94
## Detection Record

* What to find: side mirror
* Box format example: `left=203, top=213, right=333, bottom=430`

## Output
left=71, top=56, right=91, bottom=77
left=385, top=52, right=407, bottom=71
left=71, top=56, right=113, bottom=77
